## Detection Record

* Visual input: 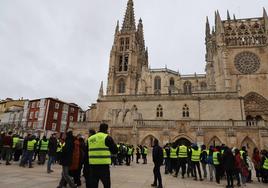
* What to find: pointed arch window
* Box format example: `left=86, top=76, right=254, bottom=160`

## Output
left=154, top=76, right=161, bottom=94
left=169, top=77, right=175, bottom=87
left=156, top=104, right=163, bottom=118
left=182, top=104, right=189, bottom=117
left=183, top=81, right=192, bottom=94
left=124, top=55, right=128, bottom=71
left=118, top=79, right=125, bottom=94
left=119, top=56, right=123, bottom=71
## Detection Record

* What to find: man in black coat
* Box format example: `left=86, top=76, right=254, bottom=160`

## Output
left=151, top=139, right=163, bottom=188
left=47, top=133, right=57, bottom=173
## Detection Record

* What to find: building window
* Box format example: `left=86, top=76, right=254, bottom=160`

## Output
left=125, top=37, right=129, bottom=50
left=52, top=123, right=57, bottom=131
left=124, top=55, right=128, bottom=71
left=169, top=78, right=175, bottom=87
left=120, top=38, right=124, bottom=51
left=36, top=101, right=40, bottom=108
left=183, top=81, right=192, bottom=94
left=55, top=103, right=60, bottom=109
left=182, top=104, right=190, bottom=117
left=35, top=111, right=39, bottom=119
left=69, top=116, right=73, bottom=122
left=200, top=82, right=207, bottom=90
left=70, top=107, right=74, bottom=113
left=29, top=112, right=34, bottom=119
left=156, top=104, right=163, bottom=118
left=62, top=113, right=67, bottom=121
left=53, top=112, right=58, bottom=120
left=31, top=102, right=35, bottom=108
left=119, top=56, right=123, bottom=71
left=118, top=79, right=125, bottom=93
left=154, top=76, right=161, bottom=94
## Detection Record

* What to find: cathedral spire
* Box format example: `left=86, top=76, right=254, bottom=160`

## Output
left=115, top=20, right=119, bottom=34
left=233, top=14, right=236, bottom=21
left=121, top=0, right=136, bottom=32
left=137, top=18, right=145, bottom=51
left=206, top=16, right=211, bottom=39
left=215, top=10, right=224, bottom=34
left=227, top=10, right=231, bottom=21
left=98, top=81, right=103, bottom=98
left=263, top=7, right=268, bottom=30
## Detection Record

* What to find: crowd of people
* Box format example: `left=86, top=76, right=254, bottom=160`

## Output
left=157, top=142, right=268, bottom=188
left=0, top=124, right=149, bottom=188
left=1, top=126, right=268, bottom=188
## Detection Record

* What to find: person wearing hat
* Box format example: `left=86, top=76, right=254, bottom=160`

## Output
left=87, top=123, right=118, bottom=188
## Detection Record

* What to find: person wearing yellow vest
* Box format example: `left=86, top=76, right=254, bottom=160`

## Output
left=213, top=146, right=222, bottom=184
left=142, top=146, right=148, bottom=164
left=87, top=123, right=118, bottom=188
left=174, top=144, right=188, bottom=178
left=261, top=150, right=268, bottom=183
left=20, top=135, right=37, bottom=168
left=38, top=136, right=49, bottom=165
left=191, top=144, right=203, bottom=181
left=163, top=143, right=171, bottom=174
left=126, top=145, right=133, bottom=166
left=83, top=129, right=96, bottom=188
left=169, top=142, right=178, bottom=174
left=12, top=134, right=20, bottom=161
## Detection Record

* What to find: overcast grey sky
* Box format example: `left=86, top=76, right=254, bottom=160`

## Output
left=0, top=0, right=267, bottom=109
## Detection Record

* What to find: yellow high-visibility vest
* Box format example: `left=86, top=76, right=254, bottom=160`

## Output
left=88, top=132, right=111, bottom=165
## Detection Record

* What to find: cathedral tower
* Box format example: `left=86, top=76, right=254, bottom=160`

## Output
left=106, top=0, right=148, bottom=96
left=205, top=9, right=268, bottom=94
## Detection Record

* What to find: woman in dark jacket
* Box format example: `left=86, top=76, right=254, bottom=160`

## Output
left=57, top=131, right=76, bottom=188
left=223, top=147, right=235, bottom=188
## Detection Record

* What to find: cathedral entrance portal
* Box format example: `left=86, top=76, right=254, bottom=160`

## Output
left=175, top=137, right=191, bottom=146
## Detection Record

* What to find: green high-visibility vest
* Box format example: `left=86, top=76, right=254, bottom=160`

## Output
left=191, top=148, right=201, bottom=162
left=213, top=151, right=220, bottom=165
left=40, top=140, right=49, bottom=151
left=163, top=149, right=167, bottom=158
left=27, top=140, right=37, bottom=151
left=12, top=137, right=19, bottom=148
left=88, top=132, right=111, bottom=165
left=178, top=145, right=188, bottom=158
left=128, top=148, right=133, bottom=155
left=143, top=148, right=148, bottom=155
left=263, top=157, right=268, bottom=170
left=240, top=150, right=245, bottom=159
left=170, top=147, right=177, bottom=158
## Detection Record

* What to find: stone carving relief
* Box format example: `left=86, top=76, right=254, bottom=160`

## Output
left=244, top=92, right=268, bottom=116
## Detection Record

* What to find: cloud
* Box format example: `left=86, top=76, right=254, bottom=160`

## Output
left=0, top=0, right=266, bottom=109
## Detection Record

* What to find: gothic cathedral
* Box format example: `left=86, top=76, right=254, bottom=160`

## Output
left=81, top=0, right=268, bottom=151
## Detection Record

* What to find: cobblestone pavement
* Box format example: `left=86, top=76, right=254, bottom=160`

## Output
left=0, top=160, right=266, bottom=188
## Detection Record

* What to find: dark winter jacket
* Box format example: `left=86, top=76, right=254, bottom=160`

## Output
left=152, top=144, right=163, bottom=166
left=48, top=137, right=57, bottom=157
left=61, top=131, right=74, bottom=166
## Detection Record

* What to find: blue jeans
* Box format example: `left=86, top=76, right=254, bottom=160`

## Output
left=21, top=150, right=34, bottom=167
left=47, top=155, right=55, bottom=171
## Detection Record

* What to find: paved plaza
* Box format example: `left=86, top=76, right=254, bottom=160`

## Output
left=0, top=158, right=266, bottom=188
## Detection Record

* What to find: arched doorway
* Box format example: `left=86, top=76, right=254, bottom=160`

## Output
left=175, top=137, right=191, bottom=146
left=208, top=136, right=222, bottom=147
left=141, top=135, right=157, bottom=147
left=241, top=136, right=256, bottom=153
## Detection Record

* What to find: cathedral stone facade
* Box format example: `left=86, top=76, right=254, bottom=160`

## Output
left=75, top=0, right=268, bottom=151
